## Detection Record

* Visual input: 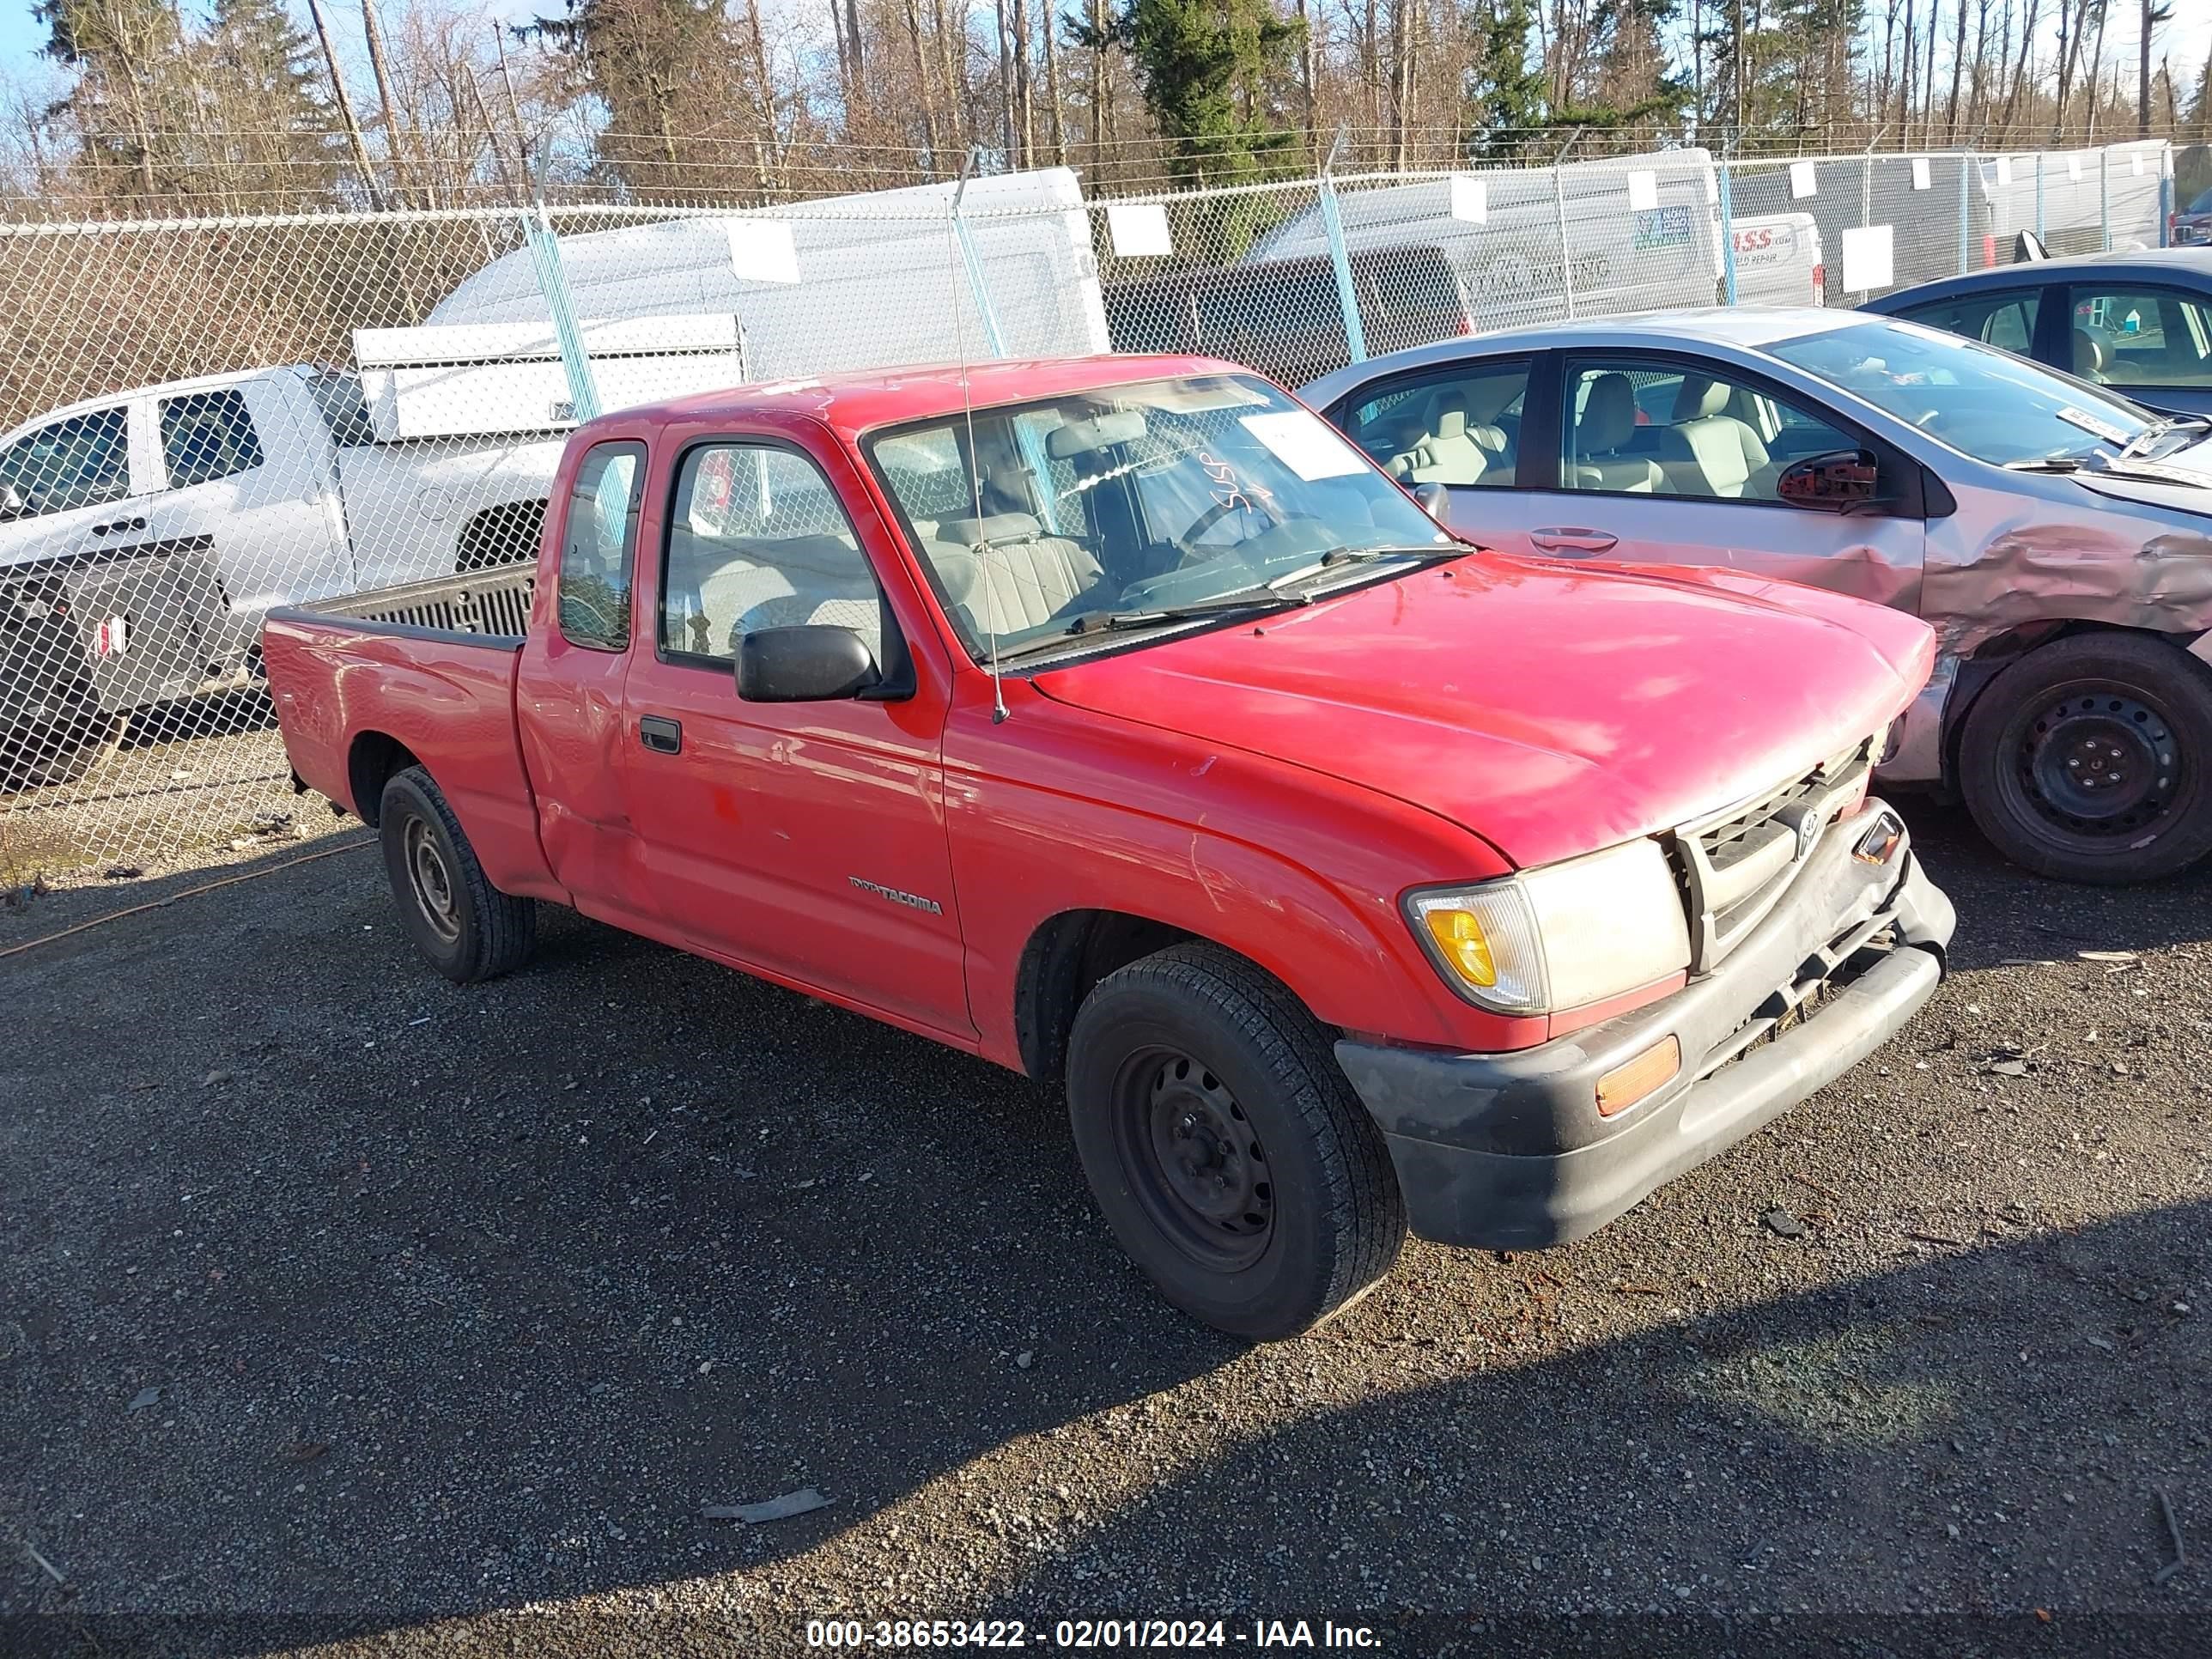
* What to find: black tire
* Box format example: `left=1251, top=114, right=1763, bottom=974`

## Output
left=6, top=706, right=125, bottom=792
left=1958, top=632, right=2212, bottom=884
left=379, top=765, right=537, bottom=983
left=1066, top=941, right=1405, bottom=1340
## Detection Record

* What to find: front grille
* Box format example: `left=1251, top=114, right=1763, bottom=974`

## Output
left=1668, top=738, right=1874, bottom=975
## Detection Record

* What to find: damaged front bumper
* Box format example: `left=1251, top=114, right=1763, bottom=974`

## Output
left=1334, top=801, right=1954, bottom=1250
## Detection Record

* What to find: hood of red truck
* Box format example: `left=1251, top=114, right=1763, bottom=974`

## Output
left=1031, top=553, right=1935, bottom=870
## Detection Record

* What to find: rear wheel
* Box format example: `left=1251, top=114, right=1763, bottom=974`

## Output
left=1959, top=633, right=2212, bottom=884
left=379, top=765, right=537, bottom=983
left=2, top=691, right=125, bottom=793
left=1066, top=942, right=1404, bottom=1340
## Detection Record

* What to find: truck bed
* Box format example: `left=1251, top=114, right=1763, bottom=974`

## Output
left=264, top=564, right=552, bottom=896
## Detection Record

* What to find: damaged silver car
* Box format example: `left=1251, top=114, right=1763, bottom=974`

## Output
left=1304, top=309, right=2212, bottom=884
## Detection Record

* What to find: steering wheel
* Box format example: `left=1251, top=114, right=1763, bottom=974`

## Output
left=1910, top=408, right=1944, bottom=431
left=1182, top=495, right=1276, bottom=548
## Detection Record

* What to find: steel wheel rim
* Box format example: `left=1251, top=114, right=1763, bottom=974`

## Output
left=403, top=816, right=461, bottom=943
left=2010, top=680, right=2182, bottom=845
left=1109, top=1045, right=1273, bottom=1272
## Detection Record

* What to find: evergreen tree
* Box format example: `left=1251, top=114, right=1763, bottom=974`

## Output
left=204, top=0, right=346, bottom=200
left=33, top=0, right=191, bottom=198
left=1106, top=0, right=1303, bottom=186
left=1463, top=0, right=1547, bottom=159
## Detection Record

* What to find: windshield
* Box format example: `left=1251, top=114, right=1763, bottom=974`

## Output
left=866, top=374, right=1450, bottom=659
left=1764, top=319, right=2185, bottom=467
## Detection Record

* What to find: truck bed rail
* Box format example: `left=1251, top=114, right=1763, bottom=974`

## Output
left=300, top=565, right=535, bottom=643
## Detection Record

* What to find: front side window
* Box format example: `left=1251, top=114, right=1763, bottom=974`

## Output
left=1765, top=319, right=2174, bottom=468
left=556, top=441, right=643, bottom=651
left=659, top=444, right=883, bottom=665
left=0, top=407, right=130, bottom=520
left=1563, top=360, right=1859, bottom=501
left=866, top=373, right=1449, bottom=661
left=160, top=390, right=265, bottom=489
left=2068, top=286, right=2212, bottom=390
left=1342, top=361, right=1529, bottom=489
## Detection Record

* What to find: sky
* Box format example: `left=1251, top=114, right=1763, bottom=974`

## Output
left=3, top=2, right=2209, bottom=131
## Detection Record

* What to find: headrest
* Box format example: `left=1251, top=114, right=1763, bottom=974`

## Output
left=1436, top=409, right=1468, bottom=439
left=1580, top=373, right=1638, bottom=452
left=1672, top=375, right=1732, bottom=421
left=1462, top=374, right=1522, bottom=422
left=937, top=512, right=1042, bottom=548
left=1046, top=409, right=1146, bottom=456
left=2071, top=328, right=2106, bottom=374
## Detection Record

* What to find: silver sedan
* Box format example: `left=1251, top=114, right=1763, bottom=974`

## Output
left=1302, top=308, right=2212, bottom=884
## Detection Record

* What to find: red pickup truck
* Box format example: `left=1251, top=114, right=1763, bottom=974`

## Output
left=265, top=355, right=1954, bottom=1338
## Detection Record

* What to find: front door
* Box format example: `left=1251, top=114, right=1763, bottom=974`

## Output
left=618, top=434, right=971, bottom=1039
left=1468, top=353, right=1925, bottom=613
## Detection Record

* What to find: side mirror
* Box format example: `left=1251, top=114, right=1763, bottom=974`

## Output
left=736, top=623, right=881, bottom=702
left=1775, top=448, right=1882, bottom=514
left=1412, top=482, right=1450, bottom=521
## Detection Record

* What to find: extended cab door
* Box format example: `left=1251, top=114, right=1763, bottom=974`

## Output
left=617, top=428, right=971, bottom=1039
left=1462, top=351, right=1925, bottom=611
left=515, top=437, right=654, bottom=919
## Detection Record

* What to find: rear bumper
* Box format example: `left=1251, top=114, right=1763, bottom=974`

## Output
left=1334, top=803, right=1954, bottom=1249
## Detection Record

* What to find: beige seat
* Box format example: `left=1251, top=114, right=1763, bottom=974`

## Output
left=1658, top=376, right=1771, bottom=499
left=1395, top=405, right=1490, bottom=486
left=675, top=531, right=883, bottom=661
left=928, top=512, right=1103, bottom=641
left=1571, top=373, right=1663, bottom=494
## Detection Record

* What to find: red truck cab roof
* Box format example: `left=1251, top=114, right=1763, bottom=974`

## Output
left=615, top=354, right=1244, bottom=439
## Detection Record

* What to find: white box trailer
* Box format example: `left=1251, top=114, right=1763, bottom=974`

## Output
left=352, top=313, right=750, bottom=442
left=424, top=169, right=1114, bottom=377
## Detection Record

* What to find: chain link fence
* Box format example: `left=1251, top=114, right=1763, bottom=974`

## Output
left=0, top=138, right=2181, bottom=888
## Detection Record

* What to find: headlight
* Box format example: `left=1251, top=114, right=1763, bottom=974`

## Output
left=1405, top=839, right=1692, bottom=1016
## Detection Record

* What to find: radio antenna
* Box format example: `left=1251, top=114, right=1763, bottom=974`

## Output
left=950, top=149, right=1008, bottom=724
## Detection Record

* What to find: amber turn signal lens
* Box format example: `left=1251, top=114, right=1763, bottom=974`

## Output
left=1421, top=907, right=1498, bottom=988
left=1596, top=1034, right=1680, bottom=1118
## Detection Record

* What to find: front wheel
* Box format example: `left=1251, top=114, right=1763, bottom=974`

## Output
left=1066, top=942, right=1405, bottom=1340
left=379, top=766, right=538, bottom=983
left=1958, top=632, right=2212, bottom=884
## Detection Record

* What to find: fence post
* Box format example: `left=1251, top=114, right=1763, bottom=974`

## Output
left=2100, top=149, right=2112, bottom=251
left=2034, top=153, right=2045, bottom=240
left=1317, top=127, right=1368, bottom=364
left=951, top=153, right=1009, bottom=359
left=1958, top=151, right=1972, bottom=275
left=1553, top=128, right=1583, bottom=320
left=523, top=205, right=601, bottom=424
left=1717, top=135, right=1738, bottom=307
left=2159, top=149, right=2172, bottom=248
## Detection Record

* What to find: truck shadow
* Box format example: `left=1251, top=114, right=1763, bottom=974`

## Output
left=3, top=830, right=2209, bottom=1653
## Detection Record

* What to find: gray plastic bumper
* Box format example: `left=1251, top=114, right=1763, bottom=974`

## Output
left=1334, top=805, right=1954, bottom=1250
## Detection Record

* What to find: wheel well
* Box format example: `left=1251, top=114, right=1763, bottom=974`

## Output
left=454, top=498, right=548, bottom=574
left=1941, top=620, right=2203, bottom=787
left=1014, top=909, right=1196, bottom=1085
left=347, top=732, right=422, bottom=827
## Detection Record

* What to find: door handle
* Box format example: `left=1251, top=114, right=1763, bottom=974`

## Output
left=1529, top=527, right=1619, bottom=555
left=90, top=517, right=149, bottom=537
left=638, top=715, right=683, bottom=755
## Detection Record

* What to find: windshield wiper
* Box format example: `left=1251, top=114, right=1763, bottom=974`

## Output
left=2005, top=455, right=2092, bottom=473
left=2117, top=414, right=2212, bottom=462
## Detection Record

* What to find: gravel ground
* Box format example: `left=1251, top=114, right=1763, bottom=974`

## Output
left=3, top=798, right=2209, bottom=1657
